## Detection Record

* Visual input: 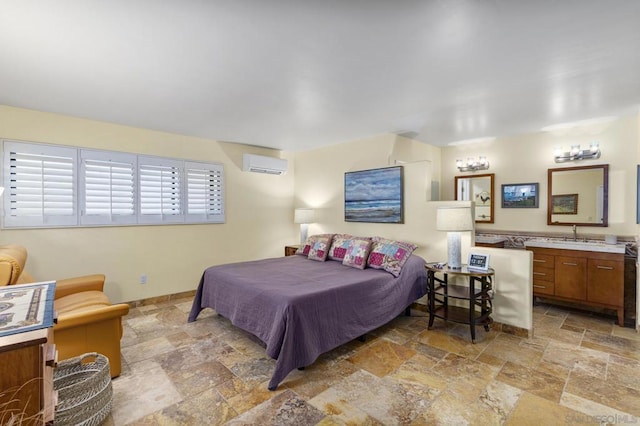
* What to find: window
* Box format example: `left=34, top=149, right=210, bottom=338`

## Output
left=185, top=161, right=224, bottom=223
left=3, top=141, right=77, bottom=227
left=2, top=140, right=225, bottom=228
left=80, top=150, right=137, bottom=226
left=138, top=156, right=183, bottom=223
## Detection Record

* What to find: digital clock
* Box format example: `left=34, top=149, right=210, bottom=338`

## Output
left=468, top=253, right=490, bottom=271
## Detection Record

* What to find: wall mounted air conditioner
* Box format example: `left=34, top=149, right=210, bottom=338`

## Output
left=242, top=154, right=288, bottom=175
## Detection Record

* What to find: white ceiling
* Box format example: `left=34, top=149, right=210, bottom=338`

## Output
left=1, top=1, right=640, bottom=151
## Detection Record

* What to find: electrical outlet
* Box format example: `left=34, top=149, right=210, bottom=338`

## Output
left=140, top=274, right=147, bottom=284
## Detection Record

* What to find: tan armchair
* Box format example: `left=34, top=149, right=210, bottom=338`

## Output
left=0, top=245, right=129, bottom=377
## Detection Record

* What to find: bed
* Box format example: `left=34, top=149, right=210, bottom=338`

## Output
left=188, top=253, right=427, bottom=390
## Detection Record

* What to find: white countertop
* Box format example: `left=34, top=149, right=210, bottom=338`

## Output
left=524, top=240, right=626, bottom=253
left=476, top=236, right=508, bottom=244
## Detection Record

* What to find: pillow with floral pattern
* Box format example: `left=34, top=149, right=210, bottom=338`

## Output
left=342, top=238, right=373, bottom=269
left=296, top=234, right=333, bottom=256
left=367, top=237, right=417, bottom=277
left=327, top=234, right=353, bottom=261
left=307, top=234, right=334, bottom=261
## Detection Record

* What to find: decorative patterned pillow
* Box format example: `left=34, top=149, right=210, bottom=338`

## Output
left=296, top=234, right=333, bottom=256
left=307, top=234, right=334, bottom=261
left=367, top=237, right=417, bottom=277
left=342, top=238, right=372, bottom=269
left=328, top=234, right=353, bottom=261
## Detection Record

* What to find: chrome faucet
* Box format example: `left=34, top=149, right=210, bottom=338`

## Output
left=572, top=224, right=577, bottom=242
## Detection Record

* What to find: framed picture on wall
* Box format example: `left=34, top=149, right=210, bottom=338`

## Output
left=551, top=193, right=578, bottom=214
left=344, top=166, right=404, bottom=223
left=501, top=183, right=539, bottom=208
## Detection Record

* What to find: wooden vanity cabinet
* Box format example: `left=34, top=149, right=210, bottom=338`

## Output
left=529, top=246, right=624, bottom=326
left=555, top=255, right=587, bottom=300
left=587, top=258, right=624, bottom=308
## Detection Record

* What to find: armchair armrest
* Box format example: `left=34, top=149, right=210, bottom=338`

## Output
left=55, top=274, right=106, bottom=299
left=54, top=303, right=130, bottom=331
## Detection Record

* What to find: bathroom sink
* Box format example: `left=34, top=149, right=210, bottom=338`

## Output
left=524, top=240, right=625, bottom=253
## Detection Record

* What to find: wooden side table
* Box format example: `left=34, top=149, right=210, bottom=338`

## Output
left=425, top=263, right=494, bottom=343
left=284, top=245, right=300, bottom=256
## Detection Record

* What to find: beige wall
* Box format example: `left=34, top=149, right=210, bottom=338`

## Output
left=441, top=114, right=640, bottom=237
left=293, top=134, right=450, bottom=262
left=0, top=105, right=296, bottom=303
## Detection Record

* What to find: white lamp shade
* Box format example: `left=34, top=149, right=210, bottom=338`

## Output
left=436, top=206, right=473, bottom=231
left=294, top=208, right=315, bottom=224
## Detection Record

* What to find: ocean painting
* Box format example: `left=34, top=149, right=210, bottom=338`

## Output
left=344, top=166, right=404, bottom=223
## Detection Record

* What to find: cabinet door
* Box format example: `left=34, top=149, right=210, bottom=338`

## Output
left=555, top=256, right=587, bottom=300
left=587, top=259, right=624, bottom=306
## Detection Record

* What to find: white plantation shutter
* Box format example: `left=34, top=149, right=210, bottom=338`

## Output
left=138, top=156, right=183, bottom=223
left=2, top=140, right=226, bottom=228
left=185, top=161, right=225, bottom=223
left=2, top=141, right=77, bottom=227
left=80, top=150, right=137, bottom=225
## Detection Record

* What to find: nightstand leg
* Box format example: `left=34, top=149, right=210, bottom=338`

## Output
left=469, top=276, right=476, bottom=343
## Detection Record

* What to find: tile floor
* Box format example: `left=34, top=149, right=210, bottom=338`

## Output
left=102, top=298, right=640, bottom=425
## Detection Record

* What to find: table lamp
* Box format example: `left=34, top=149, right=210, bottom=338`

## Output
left=436, top=206, right=473, bottom=269
left=294, top=208, right=315, bottom=244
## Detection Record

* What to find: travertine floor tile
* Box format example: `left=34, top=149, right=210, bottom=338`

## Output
left=506, top=392, right=591, bottom=426
left=481, top=333, right=544, bottom=367
left=560, top=392, right=636, bottom=423
left=542, top=340, right=608, bottom=378
left=607, top=354, right=640, bottom=392
left=566, top=370, right=640, bottom=416
left=309, top=370, right=430, bottom=424
left=110, top=299, right=635, bottom=425
left=111, top=360, right=182, bottom=425
left=581, top=330, right=640, bottom=361
left=347, top=338, right=416, bottom=377
left=227, top=389, right=325, bottom=425
left=495, top=361, right=565, bottom=403
left=563, top=311, right=615, bottom=334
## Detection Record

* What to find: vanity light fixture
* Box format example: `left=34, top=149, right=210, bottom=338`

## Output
left=456, top=156, right=489, bottom=172
left=554, top=142, right=601, bottom=163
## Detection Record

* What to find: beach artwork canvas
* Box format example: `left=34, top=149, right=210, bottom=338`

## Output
left=344, top=166, right=404, bottom=223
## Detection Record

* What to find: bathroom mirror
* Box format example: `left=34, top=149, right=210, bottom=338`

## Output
left=547, top=164, right=608, bottom=226
left=455, top=173, right=494, bottom=223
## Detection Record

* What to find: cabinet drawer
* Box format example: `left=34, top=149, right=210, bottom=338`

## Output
left=532, top=253, right=555, bottom=269
left=533, top=265, right=554, bottom=282
left=533, top=280, right=555, bottom=295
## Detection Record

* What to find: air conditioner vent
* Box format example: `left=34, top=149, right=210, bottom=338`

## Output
left=242, top=154, right=287, bottom=175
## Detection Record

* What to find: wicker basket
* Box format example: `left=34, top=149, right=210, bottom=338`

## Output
left=53, top=352, right=113, bottom=426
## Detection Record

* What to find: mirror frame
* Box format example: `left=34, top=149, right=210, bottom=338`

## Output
left=547, top=164, right=609, bottom=227
left=455, top=173, right=495, bottom=223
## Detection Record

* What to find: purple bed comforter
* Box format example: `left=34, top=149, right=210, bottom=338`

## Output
left=188, top=254, right=427, bottom=390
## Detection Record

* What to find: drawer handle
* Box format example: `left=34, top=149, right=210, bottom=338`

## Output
left=596, top=265, right=614, bottom=270
left=533, top=259, right=546, bottom=263
left=562, top=262, right=578, bottom=266
left=533, top=272, right=546, bottom=276
left=533, top=285, right=547, bottom=289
